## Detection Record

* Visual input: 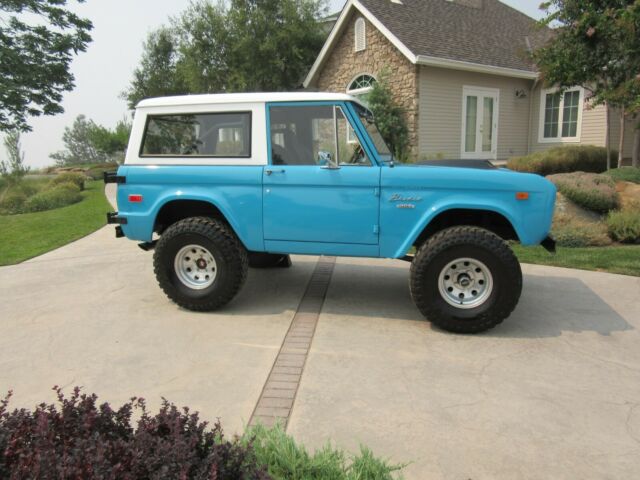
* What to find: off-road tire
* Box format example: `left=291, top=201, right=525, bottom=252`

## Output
left=248, top=252, right=292, bottom=269
left=153, top=217, right=248, bottom=311
left=410, top=226, right=522, bottom=334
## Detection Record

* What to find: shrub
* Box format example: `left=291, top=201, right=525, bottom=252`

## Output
left=246, top=423, right=404, bottom=479
left=50, top=181, right=81, bottom=193
left=607, top=208, right=640, bottom=244
left=605, top=166, right=640, bottom=184
left=507, top=146, right=616, bottom=176
left=23, top=187, right=82, bottom=213
left=50, top=172, right=86, bottom=191
left=86, top=162, right=118, bottom=181
left=0, top=191, right=27, bottom=215
left=551, top=213, right=612, bottom=247
left=548, top=172, right=620, bottom=214
left=0, top=388, right=269, bottom=479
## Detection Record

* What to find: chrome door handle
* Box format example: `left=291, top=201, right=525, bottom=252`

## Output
left=265, top=169, right=285, bottom=176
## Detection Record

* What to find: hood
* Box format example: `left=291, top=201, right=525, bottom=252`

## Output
left=414, top=159, right=497, bottom=170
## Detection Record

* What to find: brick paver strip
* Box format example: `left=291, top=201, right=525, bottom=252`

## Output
left=249, top=256, right=336, bottom=428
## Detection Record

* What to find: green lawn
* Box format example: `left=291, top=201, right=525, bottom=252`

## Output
left=513, top=244, right=640, bottom=277
left=0, top=181, right=111, bottom=266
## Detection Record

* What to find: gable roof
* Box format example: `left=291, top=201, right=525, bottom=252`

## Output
left=304, top=0, right=552, bottom=87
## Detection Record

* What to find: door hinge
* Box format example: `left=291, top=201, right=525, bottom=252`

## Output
left=373, top=225, right=379, bottom=234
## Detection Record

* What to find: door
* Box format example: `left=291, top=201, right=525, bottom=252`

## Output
left=263, top=103, right=380, bottom=246
left=461, top=87, right=499, bottom=159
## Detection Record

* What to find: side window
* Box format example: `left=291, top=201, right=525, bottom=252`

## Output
left=269, top=105, right=370, bottom=166
left=141, top=112, right=251, bottom=157
left=336, top=107, right=370, bottom=166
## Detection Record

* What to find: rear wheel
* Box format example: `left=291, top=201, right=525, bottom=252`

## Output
left=153, top=217, right=248, bottom=311
left=410, top=226, right=522, bottom=333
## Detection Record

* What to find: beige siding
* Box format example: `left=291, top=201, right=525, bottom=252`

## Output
left=418, top=66, right=532, bottom=161
left=609, top=109, right=638, bottom=159
left=529, top=84, right=607, bottom=152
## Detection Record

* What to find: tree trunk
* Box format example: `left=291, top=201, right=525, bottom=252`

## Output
left=605, top=103, right=612, bottom=170
left=633, top=127, right=640, bottom=168
left=618, top=106, right=625, bottom=168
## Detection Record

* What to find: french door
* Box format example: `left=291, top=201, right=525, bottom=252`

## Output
left=461, top=87, right=499, bottom=159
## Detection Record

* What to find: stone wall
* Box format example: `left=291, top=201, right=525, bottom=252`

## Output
left=313, top=12, right=419, bottom=157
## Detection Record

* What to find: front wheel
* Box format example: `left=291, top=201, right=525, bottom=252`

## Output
left=153, top=217, right=248, bottom=311
left=410, top=226, right=522, bottom=334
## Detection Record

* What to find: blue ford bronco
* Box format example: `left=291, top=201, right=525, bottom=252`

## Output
left=106, top=92, right=556, bottom=333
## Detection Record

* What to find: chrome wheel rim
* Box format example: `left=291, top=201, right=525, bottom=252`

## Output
left=438, top=257, right=493, bottom=309
left=174, top=244, right=217, bottom=290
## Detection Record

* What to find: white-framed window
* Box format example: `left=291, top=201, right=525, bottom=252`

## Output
left=346, top=74, right=377, bottom=143
left=538, top=87, right=584, bottom=143
left=354, top=17, right=366, bottom=52
left=347, top=74, right=376, bottom=96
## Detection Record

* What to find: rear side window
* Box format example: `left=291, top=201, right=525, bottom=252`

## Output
left=141, top=112, right=251, bottom=157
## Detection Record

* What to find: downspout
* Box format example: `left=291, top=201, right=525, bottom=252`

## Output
left=527, top=77, right=539, bottom=155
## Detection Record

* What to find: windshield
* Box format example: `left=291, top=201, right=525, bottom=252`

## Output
left=353, top=103, right=393, bottom=161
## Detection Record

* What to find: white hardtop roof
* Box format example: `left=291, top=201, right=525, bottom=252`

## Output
left=137, top=92, right=364, bottom=108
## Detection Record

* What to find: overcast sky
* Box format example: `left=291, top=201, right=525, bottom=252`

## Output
left=11, top=0, right=544, bottom=168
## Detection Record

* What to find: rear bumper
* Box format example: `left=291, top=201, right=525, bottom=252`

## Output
left=541, top=236, right=556, bottom=253
left=106, top=212, right=127, bottom=225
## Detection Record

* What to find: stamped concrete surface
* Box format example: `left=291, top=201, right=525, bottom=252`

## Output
left=288, top=257, right=640, bottom=480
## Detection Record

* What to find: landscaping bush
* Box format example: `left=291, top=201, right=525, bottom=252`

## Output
left=0, top=388, right=268, bottom=479
left=23, top=187, right=82, bottom=213
left=605, top=166, right=640, bottom=184
left=246, top=424, right=403, bottom=480
left=86, top=162, right=118, bottom=181
left=548, top=172, right=620, bottom=214
left=507, top=146, right=616, bottom=176
left=0, top=388, right=405, bottom=479
left=50, top=172, right=86, bottom=191
left=50, top=181, right=81, bottom=193
left=0, top=191, right=27, bottom=215
left=607, top=207, right=640, bottom=244
left=551, top=213, right=612, bottom=247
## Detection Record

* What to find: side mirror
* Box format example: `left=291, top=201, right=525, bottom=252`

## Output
left=318, top=151, right=340, bottom=169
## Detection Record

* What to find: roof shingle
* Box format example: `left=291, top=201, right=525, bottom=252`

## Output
left=358, top=0, right=552, bottom=72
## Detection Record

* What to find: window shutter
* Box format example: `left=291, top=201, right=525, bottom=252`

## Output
left=354, top=18, right=366, bottom=52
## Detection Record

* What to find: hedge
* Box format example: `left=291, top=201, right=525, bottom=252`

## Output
left=0, top=388, right=268, bottom=479
left=507, top=146, right=616, bottom=176
left=607, top=208, right=640, bottom=244
left=548, top=172, right=620, bottom=214
left=23, top=186, right=82, bottom=213
left=0, top=191, right=27, bottom=215
left=50, top=172, right=86, bottom=191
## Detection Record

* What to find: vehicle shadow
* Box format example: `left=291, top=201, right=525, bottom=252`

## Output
left=231, top=260, right=632, bottom=338
left=203, top=261, right=634, bottom=338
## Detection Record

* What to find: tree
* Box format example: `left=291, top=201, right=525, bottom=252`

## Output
left=124, top=0, right=327, bottom=108
left=0, top=0, right=93, bottom=132
left=534, top=1, right=640, bottom=169
left=367, top=76, right=410, bottom=162
left=124, top=28, right=188, bottom=108
left=50, top=115, right=132, bottom=166
left=1, top=130, right=29, bottom=183
left=88, top=117, right=132, bottom=161
left=50, top=115, right=105, bottom=166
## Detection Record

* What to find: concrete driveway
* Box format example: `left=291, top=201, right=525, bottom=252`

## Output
left=0, top=186, right=639, bottom=479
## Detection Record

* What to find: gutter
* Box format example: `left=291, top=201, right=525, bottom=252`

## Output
left=415, top=55, right=539, bottom=80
